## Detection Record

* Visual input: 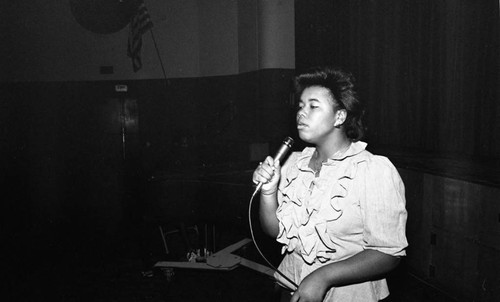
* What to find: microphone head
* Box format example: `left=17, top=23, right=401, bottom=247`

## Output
left=283, top=137, right=294, bottom=148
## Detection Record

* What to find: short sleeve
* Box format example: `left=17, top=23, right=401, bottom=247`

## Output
left=359, top=155, right=408, bottom=257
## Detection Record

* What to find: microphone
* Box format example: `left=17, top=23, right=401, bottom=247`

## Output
left=254, top=136, right=294, bottom=193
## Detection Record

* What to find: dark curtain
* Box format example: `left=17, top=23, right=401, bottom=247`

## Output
left=295, top=0, right=499, bottom=161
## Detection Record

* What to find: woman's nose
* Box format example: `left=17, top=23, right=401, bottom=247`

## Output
left=297, top=109, right=306, bottom=119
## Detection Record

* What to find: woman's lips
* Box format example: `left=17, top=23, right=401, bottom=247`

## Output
left=297, top=122, right=307, bottom=129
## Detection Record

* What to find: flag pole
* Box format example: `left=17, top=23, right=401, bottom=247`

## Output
left=149, top=28, right=169, bottom=90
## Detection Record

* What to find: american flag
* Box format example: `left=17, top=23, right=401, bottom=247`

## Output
left=127, top=0, right=153, bottom=72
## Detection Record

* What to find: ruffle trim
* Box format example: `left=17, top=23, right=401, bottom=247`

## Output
left=276, top=146, right=365, bottom=265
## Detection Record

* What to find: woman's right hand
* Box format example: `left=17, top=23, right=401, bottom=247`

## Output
left=252, top=156, right=281, bottom=194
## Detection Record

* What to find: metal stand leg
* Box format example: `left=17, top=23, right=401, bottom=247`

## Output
left=158, top=225, right=169, bottom=255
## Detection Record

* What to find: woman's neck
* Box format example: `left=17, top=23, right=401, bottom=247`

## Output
left=314, top=136, right=352, bottom=163
left=309, top=136, right=351, bottom=176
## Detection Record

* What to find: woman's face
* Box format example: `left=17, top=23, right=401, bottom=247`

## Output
left=296, top=86, right=338, bottom=145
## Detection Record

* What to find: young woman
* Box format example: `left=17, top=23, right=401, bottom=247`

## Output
left=252, top=66, right=408, bottom=302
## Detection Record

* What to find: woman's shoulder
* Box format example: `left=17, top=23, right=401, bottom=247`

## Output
left=357, top=149, right=400, bottom=176
left=354, top=150, right=405, bottom=198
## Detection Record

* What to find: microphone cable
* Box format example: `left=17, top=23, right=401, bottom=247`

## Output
left=248, top=187, right=299, bottom=291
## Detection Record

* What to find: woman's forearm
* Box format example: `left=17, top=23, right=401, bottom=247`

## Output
left=317, top=249, right=400, bottom=286
left=258, top=192, right=280, bottom=237
left=291, top=249, right=400, bottom=302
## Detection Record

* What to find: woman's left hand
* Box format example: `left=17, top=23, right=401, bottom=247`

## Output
left=290, top=271, right=329, bottom=302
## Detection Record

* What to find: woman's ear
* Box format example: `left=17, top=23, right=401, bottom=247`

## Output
left=334, top=109, right=347, bottom=127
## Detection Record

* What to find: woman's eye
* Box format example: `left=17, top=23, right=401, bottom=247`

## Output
left=297, top=103, right=318, bottom=111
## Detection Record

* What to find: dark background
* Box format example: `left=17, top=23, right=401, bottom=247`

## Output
left=1, top=0, right=499, bottom=301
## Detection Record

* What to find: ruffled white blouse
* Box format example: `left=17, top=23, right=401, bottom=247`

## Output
left=275, top=141, right=408, bottom=301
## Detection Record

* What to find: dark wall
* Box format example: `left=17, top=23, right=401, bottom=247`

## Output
left=296, top=0, right=499, bottom=161
left=0, top=68, right=295, bottom=258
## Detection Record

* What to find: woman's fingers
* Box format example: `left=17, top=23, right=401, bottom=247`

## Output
left=253, top=156, right=275, bottom=184
left=258, top=165, right=274, bottom=183
left=264, top=156, right=275, bottom=167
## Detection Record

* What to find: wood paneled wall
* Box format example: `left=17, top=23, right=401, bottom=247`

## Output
left=400, top=168, right=500, bottom=300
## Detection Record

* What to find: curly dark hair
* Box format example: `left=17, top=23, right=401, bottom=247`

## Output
left=294, top=66, right=365, bottom=141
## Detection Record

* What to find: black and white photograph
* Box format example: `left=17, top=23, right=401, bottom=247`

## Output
left=1, top=1, right=499, bottom=301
